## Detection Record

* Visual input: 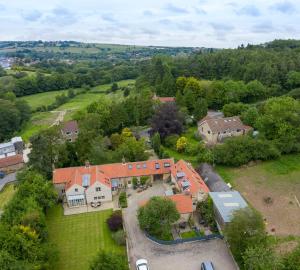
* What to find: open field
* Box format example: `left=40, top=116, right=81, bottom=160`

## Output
left=18, top=79, right=134, bottom=141
left=216, top=154, right=300, bottom=236
left=19, top=89, right=71, bottom=110
left=46, top=206, right=125, bottom=270
left=0, top=184, right=16, bottom=209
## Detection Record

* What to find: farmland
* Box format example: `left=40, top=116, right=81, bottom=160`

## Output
left=216, top=154, right=300, bottom=236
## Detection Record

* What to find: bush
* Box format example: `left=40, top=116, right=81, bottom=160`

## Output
left=107, top=211, right=123, bottom=232
left=118, top=192, right=127, bottom=208
left=89, top=250, right=128, bottom=270
left=164, top=134, right=179, bottom=149
left=176, top=136, right=188, bottom=152
left=132, top=177, right=138, bottom=189
left=185, top=143, right=199, bottom=155
left=112, top=230, right=126, bottom=246
left=140, top=176, right=149, bottom=186
left=213, top=136, right=280, bottom=166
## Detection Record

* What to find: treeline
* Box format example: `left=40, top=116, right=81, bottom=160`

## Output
left=0, top=169, right=58, bottom=269
left=138, top=40, right=300, bottom=98
left=12, top=62, right=138, bottom=97
left=0, top=97, right=31, bottom=141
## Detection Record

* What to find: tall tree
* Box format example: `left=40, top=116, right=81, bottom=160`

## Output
left=150, top=103, right=184, bottom=139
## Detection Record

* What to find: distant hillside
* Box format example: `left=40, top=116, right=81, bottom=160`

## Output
left=0, top=41, right=214, bottom=61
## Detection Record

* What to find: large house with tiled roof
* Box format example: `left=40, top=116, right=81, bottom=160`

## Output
left=53, top=158, right=209, bottom=209
left=198, top=115, right=252, bottom=144
left=171, top=160, right=209, bottom=205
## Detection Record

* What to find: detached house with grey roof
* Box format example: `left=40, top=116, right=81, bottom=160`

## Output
left=198, top=115, right=252, bottom=145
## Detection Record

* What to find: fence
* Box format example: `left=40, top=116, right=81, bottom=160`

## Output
left=145, top=232, right=223, bottom=245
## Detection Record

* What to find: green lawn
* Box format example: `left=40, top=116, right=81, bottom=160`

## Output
left=46, top=206, right=125, bottom=270
left=0, top=184, right=16, bottom=209
left=19, top=89, right=71, bottom=110
left=180, top=230, right=197, bottom=239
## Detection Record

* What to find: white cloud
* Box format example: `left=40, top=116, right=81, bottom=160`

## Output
left=0, top=0, right=299, bottom=48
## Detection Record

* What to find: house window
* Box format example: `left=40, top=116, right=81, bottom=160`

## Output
left=155, top=163, right=160, bottom=169
left=66, top=131, right=71, bottom=135
left=208, top=130, right=211, bottom=134
left=237, top=129, right=241, bottom=132
left=201, top=127, right=203, bottom=132
left=101, top=196, right=105, bottom=199
left=62, top=189, right=65, bottom=194
left=128, top=180, right=131, bottom=184
left=75, top=188, right=78, bottom=192
left=164, top=162, right=170, bottom=168
left=68, top=138, right=72, bottom=142
left=96, top=187, right=101, bottom=192
left=223, top=131, right=226, bottom=134
left=94, top=197, right=98, bottom=200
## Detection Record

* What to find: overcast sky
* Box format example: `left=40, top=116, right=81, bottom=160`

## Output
left=0, top=0, right=299, bottom=48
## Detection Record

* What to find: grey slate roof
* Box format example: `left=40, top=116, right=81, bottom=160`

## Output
left=209, top=191, right=248, bottom=223
left=197, top=163, right=230, bottom=192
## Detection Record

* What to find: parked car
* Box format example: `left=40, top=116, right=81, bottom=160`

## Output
left=201, top=261, right=215, bottom=270
left=136, top=259, right=149, bottom=270
left=0, top=171, right=5, bottom=179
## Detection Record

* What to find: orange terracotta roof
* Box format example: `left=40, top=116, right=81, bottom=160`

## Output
left=0, top=155, right=23, bottom=169
left=139, top=194, right=193, bottom=214
left=153, top=95, right=175, bottom=103
left=171, top=160, right=209, bottom=195
left=53, top=159, right=174, bottom=191
left=168, top=194, right=193, bottom=214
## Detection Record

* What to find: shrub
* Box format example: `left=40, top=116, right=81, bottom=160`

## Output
left=140, top=176, right=149, bottom=186
left=164, top=134, right=179, bottom=149
left=107, top=211, right=123, bottom=232
left=132, top=177, right=138, bottom=189
left=118, top=192, right=127, bottom=208
left=89, top=250, right=128, bottom=270
left=176, top=136, right=188, bottom=152
left=213, top=136, right=280, bottom=166
left=112, top=230, right=126, bottom=246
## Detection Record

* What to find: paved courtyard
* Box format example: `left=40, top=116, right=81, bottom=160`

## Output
left=123, top=182, right=237, bottom=270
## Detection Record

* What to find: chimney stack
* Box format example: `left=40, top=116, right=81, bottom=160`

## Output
left=85, top=160, right=90, bottom=168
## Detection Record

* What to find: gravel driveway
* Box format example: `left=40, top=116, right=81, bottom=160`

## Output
left=123, top=183, right=237, bottom=270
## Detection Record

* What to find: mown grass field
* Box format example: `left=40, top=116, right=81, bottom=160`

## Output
left=19, top=89, right=71, bottom=110
left=46, top=206, right=126, bottom=270
left=18, top=79, right=135, bottom=142
left=0, top=184, right=16, bottom=210
left=216, top=154, right=300, bottom=236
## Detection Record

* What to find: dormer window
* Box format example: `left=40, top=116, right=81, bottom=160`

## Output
left=82, top=174, right=90, bottom=188
left=143, top=163, right=147, bottom=168
left=155, top=163, right=160, bottom=169
left=164, top=162, right=170, bottom=168
left=128, top=164, right=132, bottom=169
left=137, top=164, right=141, bottom=169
